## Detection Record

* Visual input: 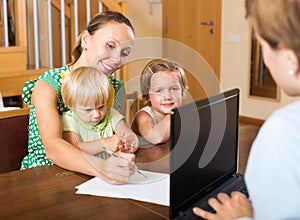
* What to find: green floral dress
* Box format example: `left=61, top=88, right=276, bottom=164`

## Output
left=21, top=66, right=125, bottom=169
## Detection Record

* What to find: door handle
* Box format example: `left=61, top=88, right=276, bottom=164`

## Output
left=200, top=20, right=214, bottom=26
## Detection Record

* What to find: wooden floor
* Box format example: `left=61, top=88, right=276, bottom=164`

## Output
left=238, top=122, right=261, bottom=174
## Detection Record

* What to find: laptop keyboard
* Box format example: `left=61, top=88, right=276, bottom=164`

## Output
left=223, top=174, right=248, bottom=197
left=173, top=174, right=248, bottom=220
left=232, top=175, right=248, bottom=196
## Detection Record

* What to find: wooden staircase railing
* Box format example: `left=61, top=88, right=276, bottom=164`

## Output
left=0, top=0, right=128, bottom=105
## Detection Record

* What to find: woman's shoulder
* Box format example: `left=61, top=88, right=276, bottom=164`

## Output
left=22, top=66, right=69, bottom=109
left=40, top=66, right=69, bottom=91
left=39, top=66, right=69, bottom=79
left=256, top=101, right=300, bottom=146
left=24, top=66, right=68, bottom=85
left=109, top=75, right=124, bottom=84
left=268, top=101, right=300, bottom=125
left=109, top=75, right=125, bottom=93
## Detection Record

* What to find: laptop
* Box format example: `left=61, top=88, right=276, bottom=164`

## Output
left=169, top=88, right=248, bottom=219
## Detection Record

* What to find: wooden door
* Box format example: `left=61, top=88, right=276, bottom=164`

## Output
left=163, top=0, right=221, bottom=100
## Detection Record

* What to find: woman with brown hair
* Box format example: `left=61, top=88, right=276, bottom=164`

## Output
left=193, top=0, right=300, bottom=219
left=21, top=11, right=136, bottom=184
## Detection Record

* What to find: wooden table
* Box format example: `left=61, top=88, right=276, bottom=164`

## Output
left=136, top=143, right=170, bottom=174
left=0, top=121, right=257, bottom=220
left=0, top=163, right=169, bottom=219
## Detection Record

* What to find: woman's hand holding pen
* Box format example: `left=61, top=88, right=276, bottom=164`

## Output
left=101, top=154, right=137, bottom=184
left=100, top=146, right=139, bottom=184
left=102, top=146, right=148, bottom=180
left=99, top=133, right=139, bottom=184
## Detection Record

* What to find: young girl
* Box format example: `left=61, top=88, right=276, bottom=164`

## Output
left=61, top=66, right=138, bottom=160
left=131, top=58, right=188, bottom=145
left=21, top=11, right=136, bottom=184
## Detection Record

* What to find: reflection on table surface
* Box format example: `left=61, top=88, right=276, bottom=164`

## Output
left=135, top=142, right=170, bottom=174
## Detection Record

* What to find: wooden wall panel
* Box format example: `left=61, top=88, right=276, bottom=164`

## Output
left=0, top=47, right=26, bottom=74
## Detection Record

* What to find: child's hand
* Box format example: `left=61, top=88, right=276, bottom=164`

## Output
left=118, top=132, right=139, bottom=153
left=101, top=135, right=123, bottom=152
left=115, top=151, right=136, bottom=163
left=120, top=142, right=138, bottom=153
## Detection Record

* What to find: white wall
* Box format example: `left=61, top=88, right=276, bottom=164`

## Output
left=119, top=0, right=162, bottom=38
left=117, top=0, right=163, bottom=95
left=123, top=0, right=300, bottom=120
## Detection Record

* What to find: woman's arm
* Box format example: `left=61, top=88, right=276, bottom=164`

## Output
left=32, top=80, right=136, bottom=184
left=131, top=111, right=170, bottom=145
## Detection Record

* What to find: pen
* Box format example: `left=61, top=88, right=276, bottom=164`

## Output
left=102, top=146, right=148, bottom=179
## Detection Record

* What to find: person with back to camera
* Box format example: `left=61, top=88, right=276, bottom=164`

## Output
left=21, top=11, right=136, bottom=184
left=61, top=66, right=138, bottom=160
left=131, top=58, right=188, bottom=146
left=193, top=0, right=300, bottom=219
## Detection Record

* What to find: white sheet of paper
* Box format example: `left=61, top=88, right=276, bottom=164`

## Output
left=128, top=169, right=168, bottom=184
left=75, top=170, right=170, bottom=206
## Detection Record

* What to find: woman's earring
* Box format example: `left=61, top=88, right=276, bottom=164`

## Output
left=82, top=45, right=87, bottom=51
left=288, top=69, right=295, bottom=76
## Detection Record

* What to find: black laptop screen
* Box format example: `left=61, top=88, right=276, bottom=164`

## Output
left=169, top=88, right=239, bottom=217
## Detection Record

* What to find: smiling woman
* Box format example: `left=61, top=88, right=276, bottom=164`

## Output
left=20, top=10, right=138, bottom=184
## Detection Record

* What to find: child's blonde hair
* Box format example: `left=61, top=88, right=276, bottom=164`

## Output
left=140, top=58, right=188, bottom=105
left=62, top=66, right=110, bottom=109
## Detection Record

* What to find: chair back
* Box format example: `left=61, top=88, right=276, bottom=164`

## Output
left=126, top=91, right=141, bottom=124
left=0, top=109, right=29, bottom=173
